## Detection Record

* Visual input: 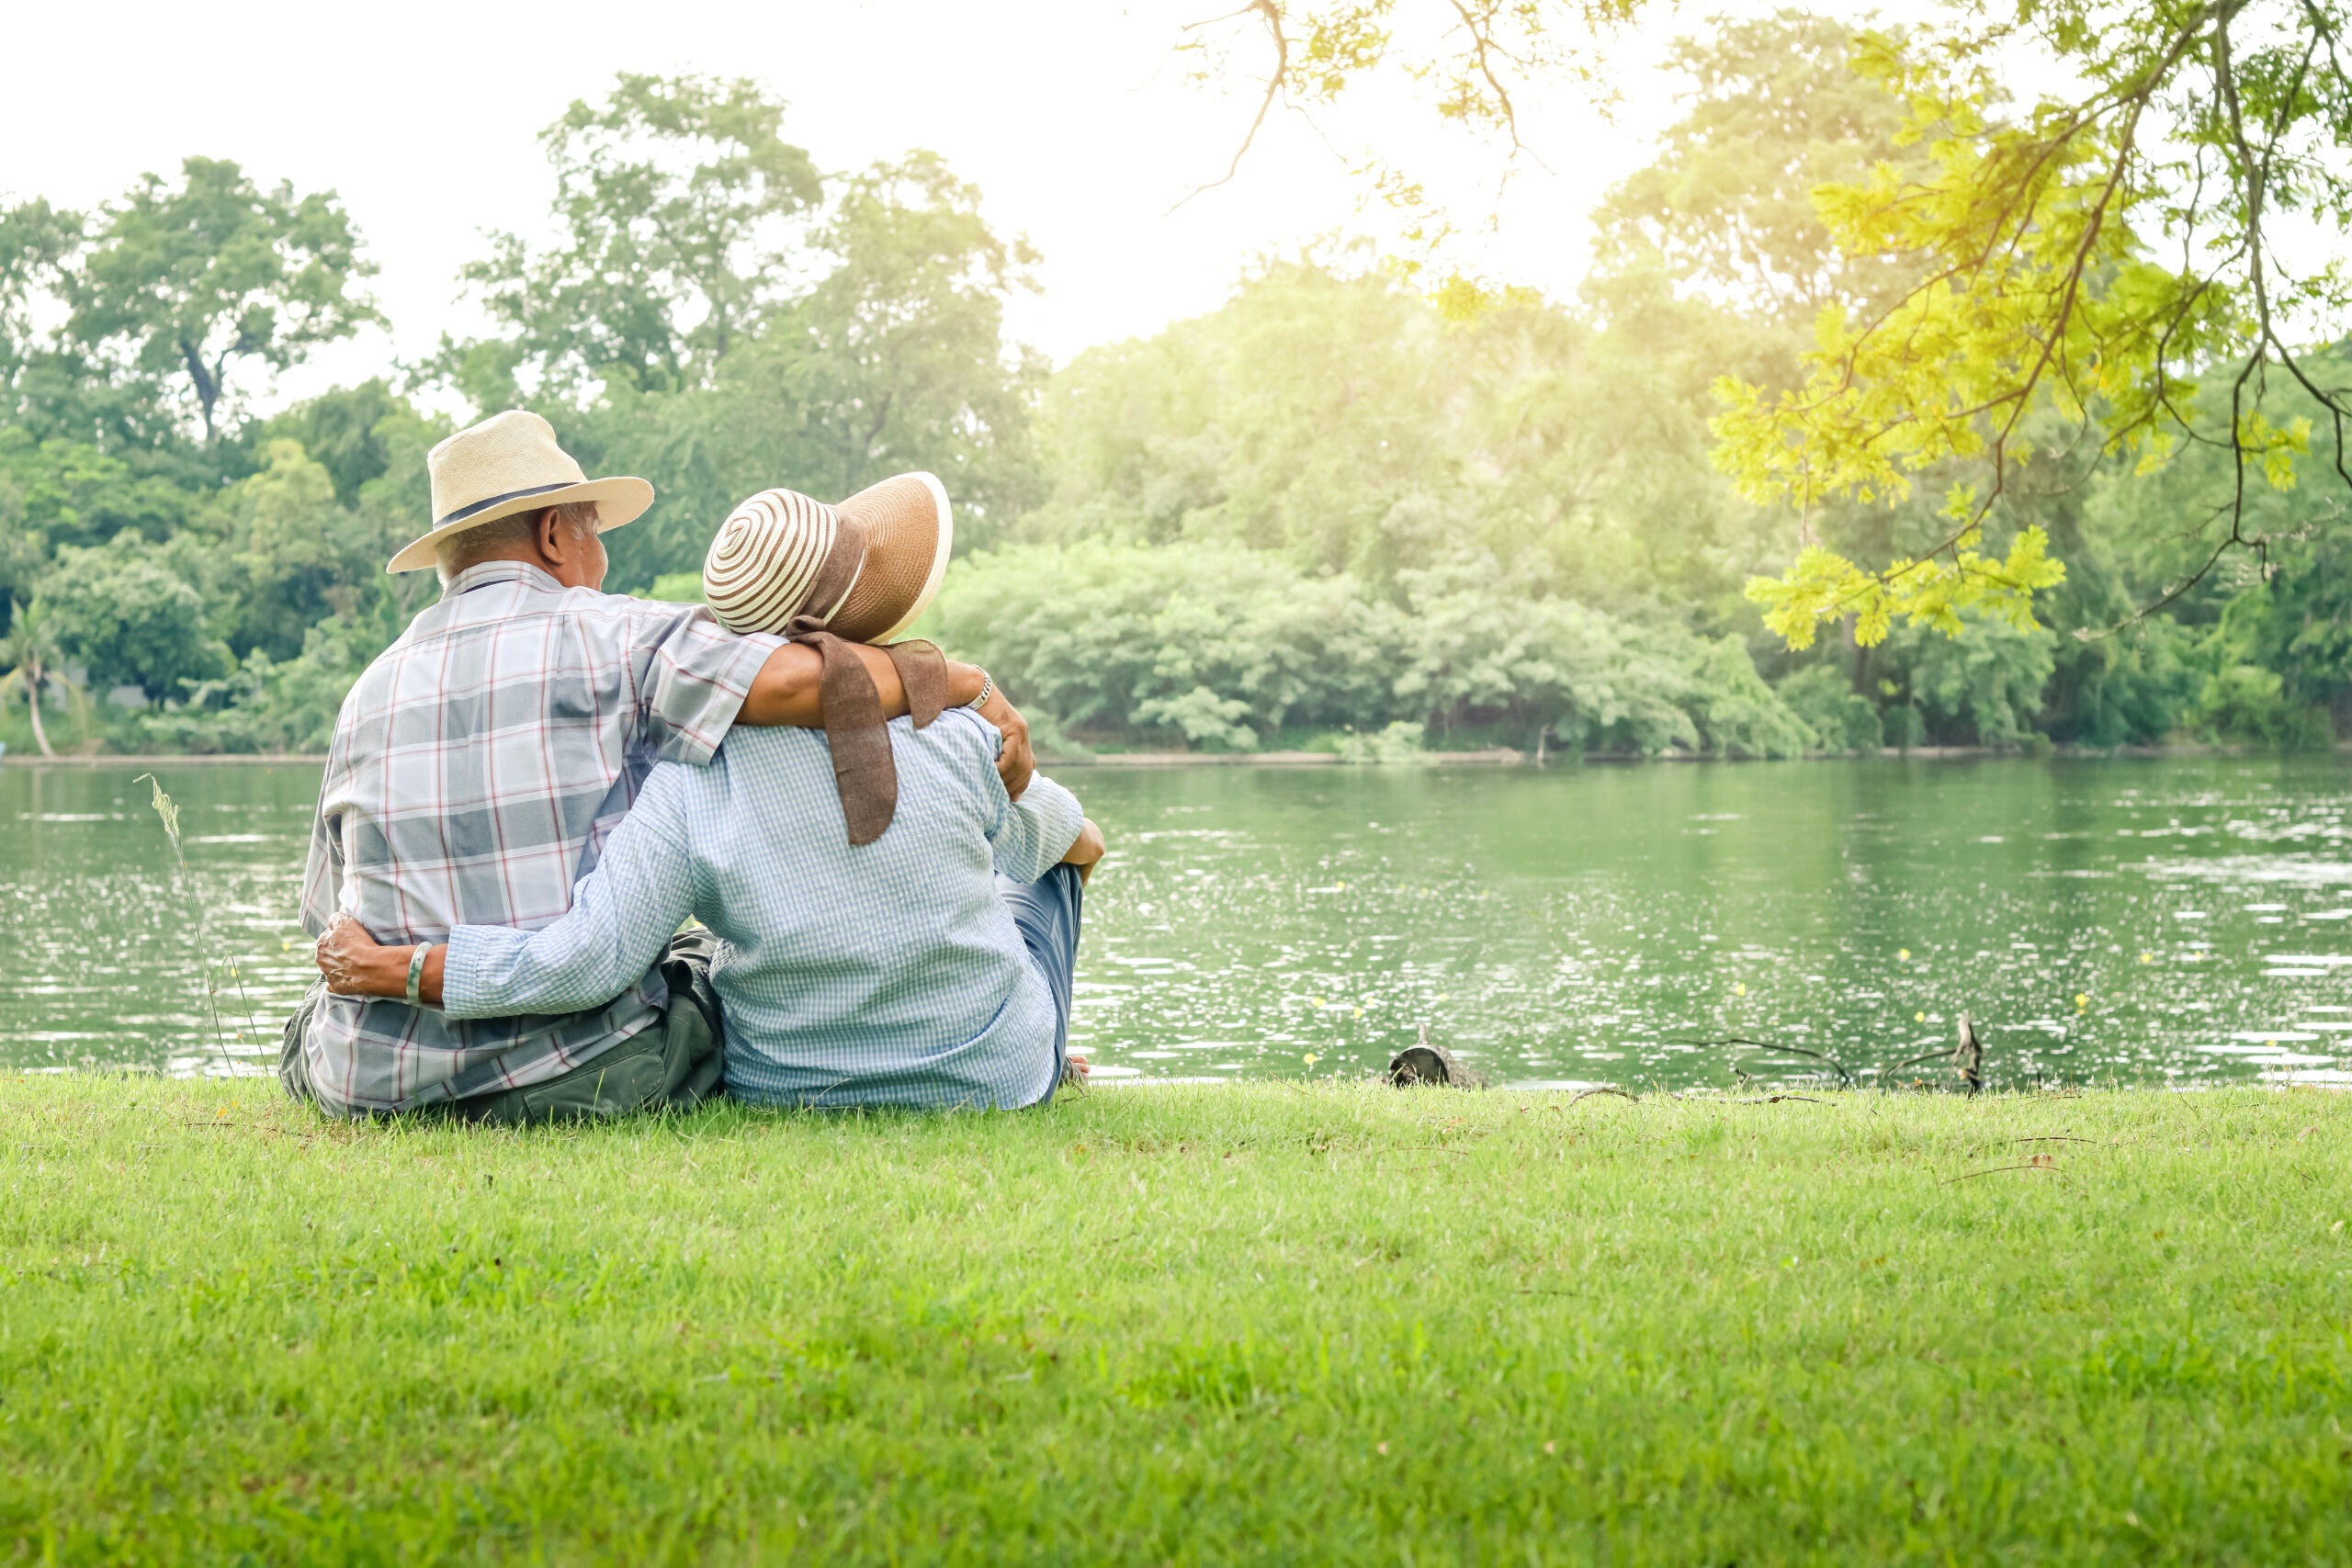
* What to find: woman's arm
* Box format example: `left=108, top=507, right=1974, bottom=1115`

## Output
left=315, top=784, right=698, bottom=1018
left=986, top=763, right=1089, bottom=885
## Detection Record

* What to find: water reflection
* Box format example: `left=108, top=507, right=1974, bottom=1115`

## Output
left=0, top=765, right=319, bottom=1077
left=3, top=755, right=2348, bottom=1090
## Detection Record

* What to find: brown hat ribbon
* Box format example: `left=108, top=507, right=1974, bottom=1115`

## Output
left=783, top=616, right=951, bottom=845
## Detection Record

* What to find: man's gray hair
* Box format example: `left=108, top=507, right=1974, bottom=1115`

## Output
left=435, top=501, right=601, bottom=586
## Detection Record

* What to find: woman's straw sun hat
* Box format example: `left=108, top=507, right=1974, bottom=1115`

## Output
left=387, top=410, right=654, bottom=574
left=702, top=473, right=953, bottom=643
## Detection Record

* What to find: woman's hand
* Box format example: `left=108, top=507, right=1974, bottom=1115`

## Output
left=316, top=913, right=442, bottom=1002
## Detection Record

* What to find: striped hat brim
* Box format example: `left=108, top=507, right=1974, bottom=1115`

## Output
left=702, top=473, right=952, bottom=642
left=702, top=489, right=865, bottom=636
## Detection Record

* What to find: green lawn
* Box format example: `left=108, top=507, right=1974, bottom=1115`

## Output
left=1, top=1075, right=2346, bottom=1564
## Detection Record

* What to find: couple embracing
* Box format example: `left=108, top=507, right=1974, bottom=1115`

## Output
left=288, top=411, right=1102, bottom=1121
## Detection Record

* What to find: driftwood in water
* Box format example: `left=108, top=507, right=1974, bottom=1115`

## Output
left=1388, top=1024, right=1486, bottom=1089
left=1893, top=1012, right=1986, bottom=1094
left=1955, top=1013, right=1984, bottom=1093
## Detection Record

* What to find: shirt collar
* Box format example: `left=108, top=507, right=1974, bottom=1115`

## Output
left=441, top=559, right=565, bottom=598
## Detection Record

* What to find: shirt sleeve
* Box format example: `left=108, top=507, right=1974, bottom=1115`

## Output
left=440, top=766, right=699, bottom=1019
left=299, top=717, right=357, bottom=937
left=631, top=600, right=784, bottom=767
left=954, top=708, right=1085, bottom=884
left=298, top=813, right=342, bottom=939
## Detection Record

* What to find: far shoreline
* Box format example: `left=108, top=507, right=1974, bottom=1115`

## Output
left=6, top=740, right=2345, bottom=770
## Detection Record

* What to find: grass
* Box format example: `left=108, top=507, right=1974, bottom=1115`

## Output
left=1, top=1076, right=2348, bottom=1564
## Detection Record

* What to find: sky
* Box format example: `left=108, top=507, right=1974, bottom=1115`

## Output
left=1, top=0, right=1874, bottom=413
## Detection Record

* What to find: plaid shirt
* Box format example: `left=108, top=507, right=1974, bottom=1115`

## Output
left=440, top=711, right=1085, bottom=1111
left=296, top=560, right=780, bottom=1113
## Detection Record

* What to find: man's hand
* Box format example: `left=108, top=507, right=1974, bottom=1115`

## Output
left=1062, top=818, right=1105, bottom=886
left=978, top=682, right=1035, bottom=799
left=316, top=913, right=445, bottom=1005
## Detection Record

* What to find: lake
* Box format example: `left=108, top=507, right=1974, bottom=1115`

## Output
left=3, top=754, right=2348, bottom=1092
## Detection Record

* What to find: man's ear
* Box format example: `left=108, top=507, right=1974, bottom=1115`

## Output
left=532, top=507, right=565, bottom=565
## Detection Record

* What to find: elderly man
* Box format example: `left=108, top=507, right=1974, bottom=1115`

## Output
left=314, top=477, right=1101, bottom=1112
left=282, top=411, right=1030, bottom=1122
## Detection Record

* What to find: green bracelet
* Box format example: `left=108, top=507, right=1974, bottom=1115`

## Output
left=404, top=942, right=429, bottom=1008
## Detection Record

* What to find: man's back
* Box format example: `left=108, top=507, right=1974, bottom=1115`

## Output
left=297, top=560, right=776, bottom=1112
left=441, top=707, right=1085, bottom=1111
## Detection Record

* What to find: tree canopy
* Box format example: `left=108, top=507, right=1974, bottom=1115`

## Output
left=449, top=73, right=824, bottom=400
left=1182, top=0, right=2352, bottom=649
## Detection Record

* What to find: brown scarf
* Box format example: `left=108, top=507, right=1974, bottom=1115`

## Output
left=783, top=615, right=951, bottom=845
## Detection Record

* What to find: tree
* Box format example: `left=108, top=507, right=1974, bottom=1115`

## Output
left=0, top=596, right=60, bottom=756
left=261, top=378, right=412, bottom=506
left=62, top=158, right=379, bottom=442
left=221, top=439, right=397, bottom=663
left=752, top=153, right=1045, bottom=529
left=577, top=152, right=1046, bottom=585
left=1590, top=11, right=1925, bottom=329
left=1173, top=0, right=1638, bottom=243
left=36, top=532, right=227, bottom=698
left=1024, top=254, right=1470, bottom=581
left=456, top=73, right=822, bottom=397
left=0, top=199, right=81, bottom=410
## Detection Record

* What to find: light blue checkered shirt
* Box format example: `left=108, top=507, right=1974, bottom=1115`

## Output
left=440, top=707, right=1085, bottom=1111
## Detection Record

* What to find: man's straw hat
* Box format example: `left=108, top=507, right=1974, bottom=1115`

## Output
left=387, top=410, right=654, bottom=573
left=702, top=473, right=953, bottom=643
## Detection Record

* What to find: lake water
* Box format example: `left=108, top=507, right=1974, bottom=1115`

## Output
left=4, top=755, right=2349, bottom=1092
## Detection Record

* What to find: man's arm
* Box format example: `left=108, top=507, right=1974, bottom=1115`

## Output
left=738, top=644, right=1035, bottom=798
left=637, top=602, right=1035, bottom=797
left=315, top=784, right=695, bottom=1015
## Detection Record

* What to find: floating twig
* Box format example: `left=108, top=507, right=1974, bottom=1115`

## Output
left=1666, top=1036, right=1855, bottom=1089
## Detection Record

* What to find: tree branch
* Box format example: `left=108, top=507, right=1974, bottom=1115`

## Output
left=1173, top=0, right=1291, bottom=210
